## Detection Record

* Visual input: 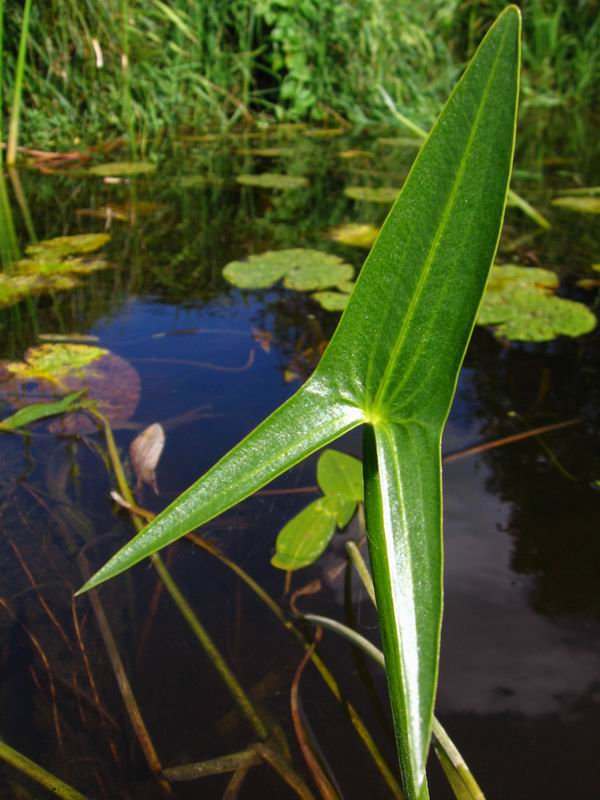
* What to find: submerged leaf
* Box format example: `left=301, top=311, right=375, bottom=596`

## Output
left=327, top=223, right=379, bottom=248
left=271, top=496, right=340, bottom=570
left=88, top=161, right=156, bottom=177
left=25, top=233, right=110, bottom=259
left=235, top=173, right=308, bottom=190
left=130, top=423, right=166, bottom=494
left=223, top=249, right=353, bottom=291
left=344, top=186, right=401, bottom=204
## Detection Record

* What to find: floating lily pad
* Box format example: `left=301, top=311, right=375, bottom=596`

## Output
left=576, top=278, right=600, bottom=290
left=223, top=249, right=353, bottom=292
left=88, top=161, right=156, bottom=177
left=235, top=173, right=309, bottom=190
left=478, top=265, right=596, bottom=342
left=486, top=264, right=559, bottom=293
left=311, top=291, right=351, bottom=311
left=0, top=344, right=140, bottom=434
left=479, top=289, right=596, bottom=341
left=344, top=186, right=401, bottom=204
left=17, top=256, right=109, bottom=276
left=25, top=233, right=110, bottom=259
left=327, top=223, right=379, bottom=248
left=551, top=196, right=600, bottom=214
left=0, top=272, right=80, bottom=308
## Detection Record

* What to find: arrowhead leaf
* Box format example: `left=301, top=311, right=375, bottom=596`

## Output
left=78, top=8, right=520, bottom=798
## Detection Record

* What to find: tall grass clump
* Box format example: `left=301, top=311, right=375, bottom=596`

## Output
left=0, top=0, right=597, bottom=151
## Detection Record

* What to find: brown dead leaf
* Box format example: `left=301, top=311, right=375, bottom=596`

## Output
left=130, top=423, right=165, bottom=494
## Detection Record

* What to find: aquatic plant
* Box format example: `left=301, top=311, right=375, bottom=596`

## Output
left=79, top=10, right=520, bottom=798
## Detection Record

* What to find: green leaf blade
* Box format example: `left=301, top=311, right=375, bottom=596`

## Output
left=364, top=422, right=442, bottom=799
left=0, top=391, right=84, bottom=431
left=318, top=7, right=521, bottom=428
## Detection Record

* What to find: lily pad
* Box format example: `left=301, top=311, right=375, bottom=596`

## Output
left=223, top=249, right=354, bottom=292
left=311, top=291, right=351, bottom=311
left=344, top=186, right=401, bottom=204
left=17, top=257, right=110, bottom=276
left=551, top=196, right=600, bottom=215
left=479, top=288, right=596, bottom=341
left=0, top=344, right=140, bottom=434
left=235, top=173, right=309, bottom=190
left=327, top=223, right=379, bottom=248
left=478, top=265, right=596, bottom=342
left=0, top=272, right=80, bottom=308
left=88, top=161, right=156, bottom=177
left=485, top=264, right=559, bottom=292
left=25, top=233, right=110, bottom=259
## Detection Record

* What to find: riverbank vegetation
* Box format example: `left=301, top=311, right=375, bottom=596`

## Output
left=0, top=0, right=598, bottom=152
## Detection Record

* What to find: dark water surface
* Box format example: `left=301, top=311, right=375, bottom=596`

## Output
left=0, top=114, right=599, bottom=798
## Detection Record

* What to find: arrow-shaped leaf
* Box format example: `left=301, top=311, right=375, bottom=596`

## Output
left=78, top=9, right=520, bottom=798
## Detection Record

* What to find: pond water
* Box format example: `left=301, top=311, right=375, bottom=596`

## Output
left=0, top=114, right=599, bottom=799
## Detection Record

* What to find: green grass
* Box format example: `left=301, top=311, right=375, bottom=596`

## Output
left=0, top=1, right=597, bottom=152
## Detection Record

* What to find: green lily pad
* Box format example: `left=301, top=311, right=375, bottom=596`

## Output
left=0, top=272, right=80, bottom=308
left=26, top=233, right=110, bottom=259
left=5, top=343, right=108, bottom=383
left=235, top=173, right=309, bottom=190
left=486, top=264, right=559, bottom=293
left=327, top=223, right=379, bottom=248
left=478, top=264, right=595, bottom=341
left=88, top=161, right=156, bottom=177
left=551, top=196, right=600, bottom=214
left=311, top=291, right=351, bottom=311
left=479, top=288, right=596, bottom=341
left=223, top=249, right=354, bottom=292
left=344, top=186, right=401, bottom=204
left=17, top=257, right=110, bottom=276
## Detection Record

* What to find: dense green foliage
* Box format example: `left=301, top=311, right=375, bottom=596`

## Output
left=0, top=0, right=594, bottom=149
